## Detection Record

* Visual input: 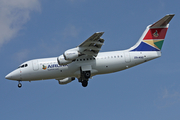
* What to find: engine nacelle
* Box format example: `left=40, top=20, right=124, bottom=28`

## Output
left=58, top=77, right=75, bottom=85
left=57, top=55, right=72, bottom=65
left=63, top=50, right=79, bottom=60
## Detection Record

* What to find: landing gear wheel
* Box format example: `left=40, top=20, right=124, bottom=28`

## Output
left=18, top=83, right=22, bottom=88
left=83, top=71, right=91, bottom=79
left=82, top=80, right=88, bottom=87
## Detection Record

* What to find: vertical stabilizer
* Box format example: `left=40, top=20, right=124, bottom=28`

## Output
left=130, top=14, right=174, bottom=51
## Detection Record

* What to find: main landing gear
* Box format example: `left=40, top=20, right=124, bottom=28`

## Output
left=18, top=81, right=22, bottom=88
left=82, top=80, right=88, bottom=87
left=79, top=71, right=91, bottom=87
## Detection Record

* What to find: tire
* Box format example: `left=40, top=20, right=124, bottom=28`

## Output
left=18, top=83, right=22, bottom=88
left=82, top=80, right=88, bottom=87
left=84, top=71, right=91, bottom=79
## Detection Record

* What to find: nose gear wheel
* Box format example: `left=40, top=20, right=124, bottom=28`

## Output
left=18, top=81, right=22, bottom=88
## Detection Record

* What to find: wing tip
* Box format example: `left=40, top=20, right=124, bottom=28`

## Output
left=96, top=31, right=104, bottom=34
left=166, top=14, right=175, bottom=16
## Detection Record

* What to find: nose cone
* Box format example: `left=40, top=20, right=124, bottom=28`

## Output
left=5, top=69, right=20, bottom=80
left=5, top=73, right=11, bottom=79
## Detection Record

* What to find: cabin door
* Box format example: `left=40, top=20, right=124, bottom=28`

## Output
left=32, top=60, right=39, bottom=71
left=124, top=52, right=131, bottom=63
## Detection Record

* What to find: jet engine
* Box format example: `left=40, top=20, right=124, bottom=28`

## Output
left=57, top=48, right=81, bottom=65
left=57, top=55, right=72, bottom=65
left=57, top=77, right=75, bottom=85
left=63, top=50, right=80, bottom=60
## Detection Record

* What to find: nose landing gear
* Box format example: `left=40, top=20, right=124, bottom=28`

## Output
left=18, top=81, right=22, bottom=88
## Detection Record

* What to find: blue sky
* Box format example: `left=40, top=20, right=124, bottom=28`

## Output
left=0, top=0, right=180, bottom=120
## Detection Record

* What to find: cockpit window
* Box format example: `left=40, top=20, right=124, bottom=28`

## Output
left=18, top=64, right=28, bottom=68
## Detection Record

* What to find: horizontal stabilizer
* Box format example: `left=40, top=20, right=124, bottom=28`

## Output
left=150, top=14, right=175, bottom=28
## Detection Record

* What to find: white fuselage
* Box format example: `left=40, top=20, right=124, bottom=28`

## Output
left=6, top=50, right=161, bottom=82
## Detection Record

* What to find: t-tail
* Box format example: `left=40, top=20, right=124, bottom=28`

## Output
left=129, top=14, right=175, bottom=51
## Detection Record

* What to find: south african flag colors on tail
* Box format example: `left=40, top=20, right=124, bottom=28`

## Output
left=131, top=14, right=174, bottom=51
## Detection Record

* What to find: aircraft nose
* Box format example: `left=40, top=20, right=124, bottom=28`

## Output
left=5, top=69, right=21, bottom=80
left=5, top=74, right=11, bottom=79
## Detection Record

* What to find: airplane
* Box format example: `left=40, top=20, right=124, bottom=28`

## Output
left=5, top=14, right=174, bottom=88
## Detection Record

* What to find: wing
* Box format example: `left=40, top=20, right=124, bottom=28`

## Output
left=78, top=32, right=104, bottom=57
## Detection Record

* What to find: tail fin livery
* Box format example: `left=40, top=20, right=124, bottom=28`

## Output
left=130, top=14, right=175, bottom=51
